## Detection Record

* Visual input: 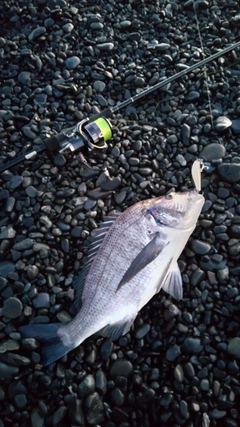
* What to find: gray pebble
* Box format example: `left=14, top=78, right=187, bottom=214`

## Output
left=135, top=323, right=150, bottom=339
left=28, top=26, right=46, bottom=41
left=232, top=118, right=240, bottom=133
left=187, top=91, right=200, bottom=101
left=68, top=398, right=85, bottom=425
left=181, top=123, right=191, bottom=145
left=182, top=337, right=203, bottom=354
left=14, top=393, right=27, bottom=408
left=0, top=226, right=16, bottom=239
left=200, top=143, right=226, bottom=161
left=93, top=80, right=106, bottom=93
left=0, top=362, right=19, bottom=378
left=62, top=23, right=74, bottom=33
left=18, top=71, right=31, bottom=85
left=90, top=22, right=104, bottom=30
left=8, top=175, right=23, bottom=189
left=174, top=364, right=184, bottom=383
left=30, top=409, right=44, bottom=427
left=228, top=337, right=240, bottom=358
left=191, top=239, right=211, bottom=254
left=84, top=392, right=104, bottom=425
left=215, top=116, right=232, bottom=132
left=0, top=261, right=15, bottom=277
left=97, top=43, right=114, bottom=51
left=209, top=409, right=226, bottom=419
left=32, top=293, right=50, bottom=309
left=25, top=185, right=38, bottom=198
left=0, top=339, right=20, bottom=353
left=2, top=297, right=23, bottom=318
left=78, top=374, right=95, bottom=398
left=65, top=56, right=80, bottom=69
left=27, top=265, right=39, bottom=280
left=166, top=344, right=181, bottom=361
left=110, top=360, right=133, bottom=377
left=156, top=42, right=170, bottom=51
left=218, top=163, right=240, bottom=183
left=52, top=406, right=67, bottom=427
left=13, top=238, right=33, bottom=251
left=96, top=369, right=107, bottom=394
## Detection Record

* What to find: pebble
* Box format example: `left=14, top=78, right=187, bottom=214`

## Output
left=2, top=297, right=23, bottom=318
left=166, top=344, right=181, bottom=361
left=78, top=375, right=95, bottom=398
left=231, top=119, right=240, bottom=134
left=200, top=143, right=226, bottom=161
left=218, top=163, right=240, bottom=183
left=28, top=26, right=46, bottom=41
left=84, top=392, right=104, bottom=425
left=191, top=239, right=211, bottom=254
left=65, top=56, right=80, bottom=69
left=97, top=43, right=114, bottom=51
left=227, top=337, right=240, bottom=358
left=182, top=337, right=203, bottom=354
left=109, top=360, right=133, bottom=377
left=215, top=116, right=232, bottom=131
left=18, top=71, right=31, bottom=85
left=32, top=293, right=50, bottom=309
left=0, top=226, right=16, bottom=239
left=93, top=80, right=106, bottom=93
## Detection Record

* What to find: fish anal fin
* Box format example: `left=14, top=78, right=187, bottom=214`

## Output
left=117, top=232, right=168, bottom=291
left=99, top=317, right=136, bottom=341
left=162, top=262, right=183, bottom=300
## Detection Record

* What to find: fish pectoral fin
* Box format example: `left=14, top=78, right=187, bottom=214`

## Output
left=99, top=317, right=136, bottom=341
left=161, top=262, right=183, bottom=300
left=117, top=232, right=168, bottom=291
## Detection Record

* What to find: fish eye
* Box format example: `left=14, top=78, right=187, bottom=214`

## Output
left=165, top=193, right=174, bottom=200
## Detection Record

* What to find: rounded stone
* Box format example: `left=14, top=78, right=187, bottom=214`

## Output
left=200, top=143, right=226, bottom=161
left=2, top=297, right=23, bottom=319
left=65, top=56, right=80, bottom=69
left=218, top=163, right=240, bottom=183
left=191, top=239, right=211, bottom=255
left=228, top=337, right=240, bottom=358
left=32, top=293, right=50, bottom=309
left=109, top=360, right=133, bottom=377
left=93, top=80, right=106, bottom=93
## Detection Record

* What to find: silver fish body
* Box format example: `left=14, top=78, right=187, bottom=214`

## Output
left=20, top=189, right=204, bottom=365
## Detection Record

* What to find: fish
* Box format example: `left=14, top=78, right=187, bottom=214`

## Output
left=19, top=187, right=205, bottom=366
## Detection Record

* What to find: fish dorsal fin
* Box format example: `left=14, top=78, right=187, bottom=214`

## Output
left=161, top=262, right=183, bottom=301
left=69, top=211, right=120, bottom=315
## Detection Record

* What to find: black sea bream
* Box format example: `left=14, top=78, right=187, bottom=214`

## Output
left=20, top=187, right=204, bottom=366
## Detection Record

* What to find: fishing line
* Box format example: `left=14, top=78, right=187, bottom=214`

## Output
left=193, top=0, right=214, bottom=128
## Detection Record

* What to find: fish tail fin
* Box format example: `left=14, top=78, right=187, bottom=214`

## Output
left=19, top=322, right=75, bottom=366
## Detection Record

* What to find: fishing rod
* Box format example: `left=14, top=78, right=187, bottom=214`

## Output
left=1, top=39, right=240, bottom=174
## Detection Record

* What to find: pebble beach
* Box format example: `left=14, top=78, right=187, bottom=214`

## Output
left=0, top=0, right=240, bottom=426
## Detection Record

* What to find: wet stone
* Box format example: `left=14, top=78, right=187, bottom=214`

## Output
left=30, top=409, right=44, bottom=427
left=28, top=26, right=46, bottom=41
left=8, top=175, right=23, bottom=189
left=100, top=339, right=113, bottom=361
left=182, top=337, right=203, bottom=354
left=0, top=226, right=16, bottom=239
left=215, top=116, right=232, bottom=131
left=231, top=119, right=240, bottom=134
left=85, top=392, right=104, bottom=425
left=200, top=143, right=226, bottom=161
left=52, top=406, right=67, bottom=427
left=174, top=364, right=184, bottom=383
left=65, top=56, right=80, bottom=69
left=191, top=239, right=211, bottom=254
left=18, top=71, right=31, bottom=85
left=78, top=374, right=95, bottom=398
left=96, top=369, right=107, bottom=394
left=218, top=163, right=240, bottom=183
left=32, top=293, right=50, bottom=309
left=25, top=185, right=38, bottom=197
left=14, top=393, right=27, bottom=408
left=135, top=323, right=150, bottom=339
left=228, top=337, right=240, bottom=358
left=0, top=261, right=15, bottom=278
left=2, top=297, right=23, bottom=318
left=97, top=42, right=114, bottom=51
left=27, top=265, right=39, bottom=280
left=166, top=344, right=181, bottom=361
left=68, top=398, right=85, bottom=425
left=209, top=409, right=227, bottom=419
left=93, top=80, right=106, bottom=93
left=13, top=238, right=33, bottom=251
left=181, top=123, right=191, bottom=146
left=109, top=360, right=133, bottom=377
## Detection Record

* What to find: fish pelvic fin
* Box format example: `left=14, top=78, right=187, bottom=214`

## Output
left=19, top=322, right=75, bottom=366
left=162, top=262, right=183, bottom=300
left=117, top=232, right=169, bottom=291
